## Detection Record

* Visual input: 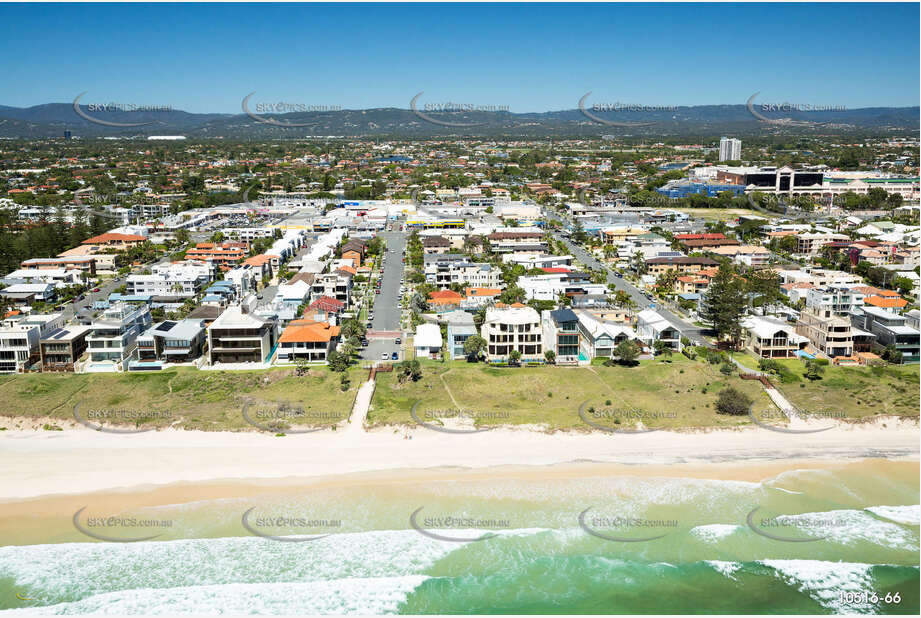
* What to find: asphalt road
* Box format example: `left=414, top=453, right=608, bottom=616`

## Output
left=555, top=233, right=706, bottom=346
left=361, top=230, right=406, bottom=361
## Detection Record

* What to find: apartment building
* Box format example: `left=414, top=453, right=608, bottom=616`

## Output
left=185, top=242, right=249, bottom=268
left=645, top=256, right=719, bottom=276
left=795, top=232, right=850, bottom=256
left=208, top=305, right=277, bottom=365
left=540, top=308, right=583, bottom=364
left=741, top=316, right=809, bottom=359
left=0, top=313, right=64, bottom=373
left=126, top=262, right=213, bottom=298
left=805, top=286, right=865, bottom=316
left=482, top=303, right=544, bottom=363
left=39, top=325, right=91, bottom=372
left=21, top=256, right=97, bottom=275
left=518, top=273, right=607, bottom=302
left=312, top=271, right=352, bottom=306
left=86, top=303, right=153, bottom=370
left=81, top=232, right=147, bottom=251
left=425, top=259, right=501, bottom=288
left=796, top=305, right=853, bottom=358
left=709, top=245, right=772, bottom=269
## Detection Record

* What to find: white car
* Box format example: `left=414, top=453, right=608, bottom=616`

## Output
left=381, top=352, right=389, bottom=360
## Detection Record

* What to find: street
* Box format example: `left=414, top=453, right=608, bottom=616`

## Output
left=554, top=232, right=706, bottom=346
left=361, top=229, right=406, bottom=361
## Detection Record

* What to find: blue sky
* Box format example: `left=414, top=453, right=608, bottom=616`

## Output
left=1, top=2, right=918, bottom=112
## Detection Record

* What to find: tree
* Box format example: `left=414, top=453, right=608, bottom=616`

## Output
left=700, top=262, right=748, bottom=349
left=653, top=340, right=673, bottom=360
left=883, top=344, right=903, bottom=364
left=544, top=349, right=556, bottom=364
left=804, top=359, right=825, bottom=380
left=463, top=335, right=487, bottom=361
left=508, top=349, right=522, bottom=366
left=327, top=350, right=349, bottom=372
left=396, top=359, right=422, bottom=383
left=614, top=340, right=640, bottom=366
left=715, top=386, right=752, bottom=416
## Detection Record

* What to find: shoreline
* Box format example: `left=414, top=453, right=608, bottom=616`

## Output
left=2, top=416, right=917, bottom=502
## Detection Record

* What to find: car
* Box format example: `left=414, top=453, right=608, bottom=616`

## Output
left=376, top=289, right=381, bottom=294
left=391, top=352, right=399, bottom=360
left=366, top=322, right=373, bottom=329
left=381, top=352, right=389, bottom=360
left=361, top=339, right=369, bottom=347
left=395, top=337, right=401, bottom=344
left=92, top=287, right=100, bottom=292
left=256, top=294, right=263, bottom=299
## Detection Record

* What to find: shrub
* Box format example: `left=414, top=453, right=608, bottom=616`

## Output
left=715, top=387, right=753, bottom=416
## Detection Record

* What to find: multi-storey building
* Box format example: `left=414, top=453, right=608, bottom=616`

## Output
left=541, top=308, right=583, bottom=364
left=850, top=306, right=920, bottom=364
left=207, top=305, right=276, bottom=365
left=39, top=325, right=91, bottom=372
left=795, top=305, right=853, bottom=358
left=0, top=313, right=64, bottom=373
left=482, top=304, right=543, bottom=363
left=86, top=303, right=153, bottom=370
left=741, top=316, right=809, bottom=359
left=136, top=319, right=208, bottom=365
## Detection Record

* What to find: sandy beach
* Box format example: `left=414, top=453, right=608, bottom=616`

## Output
left=1, top=416, right=917, bottom=501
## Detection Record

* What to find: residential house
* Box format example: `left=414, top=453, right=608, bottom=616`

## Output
left=445, top=311, right=477, bottom=360
left=461, top=287, right=502, bottom=310
left=850, top=306, right=920, bottom=364
left=541, top=308, right=583, bottom=364
left=428, top=289, right=463, bottom=312
left=276, top=318, right=341, bottom=363
left=741, top=316, right=809, bottom=359
left=0, top=283, right=56, bottom=305
left=86, top=303, right=153, bottom=371
left=39, top=325, right=91, bottom=372
left=208, top=305, right=277, bottom=365
left=135, top=319, right=208, bottom=365
left=421, top=235, right=452, bottom=255
left=636, top=309, right=683, bottom=351
left=576, top=310, right=639, bottom=359
left=414, top=323, right=443, bottom=359
left=0, top=313, right=64, bottom=373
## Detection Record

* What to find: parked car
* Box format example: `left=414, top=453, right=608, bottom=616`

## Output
left=381, top=352, right=389, bottom=360
left=375, top=289, right=381, bottom=294
left=361, top=339, right=369, bottom=347
left=395, top=337, right=401, bottom=344
left=91, top=287, right=100, bottom=292
left=391, top=352, right=399, bottom=360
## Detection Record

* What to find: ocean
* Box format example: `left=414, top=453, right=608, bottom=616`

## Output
left=0, top=461, right=917, bottom=614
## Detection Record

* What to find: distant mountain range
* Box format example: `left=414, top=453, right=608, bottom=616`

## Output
left=0, top=102, right=917, bottom=139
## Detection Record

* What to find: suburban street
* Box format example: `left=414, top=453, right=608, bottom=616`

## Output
left=554, top=232, right=706, bottom=346
left=361, top=229, right=406, bottom=361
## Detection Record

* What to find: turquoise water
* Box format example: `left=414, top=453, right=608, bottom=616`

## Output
left=0, top=464, right=917, bottom=614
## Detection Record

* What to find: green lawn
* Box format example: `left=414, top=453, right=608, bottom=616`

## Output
left=730, top=352, right=919, bottom=420
left=368, top=356, right=774, bottom=431
left=0, top=366, right=364, bottom=432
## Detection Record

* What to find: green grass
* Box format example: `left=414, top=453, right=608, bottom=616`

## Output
left=0, top=366, right=364, bottom=432
left=368, top=356, right=774, bottom=431
left=730, top=352, right=919, bottom=419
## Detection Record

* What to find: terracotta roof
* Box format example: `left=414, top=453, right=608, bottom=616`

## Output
left=336, top=265, right=357, bottom=275
left=82, top=232, right=146, bottom=244
left=864, top=295, right=908, bottom=309
left=244, top=254, right=273, bottom=266
left=429, top=290, right=463, bottom=300
left=279, top=319, right=341, bottom=344
left=540, top=267, right=571, bottom=273
left=465, top=287, right=501, bottom=297
left=309, top=296, right=345, bottom=313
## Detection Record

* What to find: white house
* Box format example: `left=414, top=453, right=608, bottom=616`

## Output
left=413, top=323, right=443, bottom=359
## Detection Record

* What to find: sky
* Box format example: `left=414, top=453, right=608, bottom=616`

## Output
left=1, top=2, right=918, bottom=113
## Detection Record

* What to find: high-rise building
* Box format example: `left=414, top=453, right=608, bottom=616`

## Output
left=719, top=137, right=741, bottom=162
